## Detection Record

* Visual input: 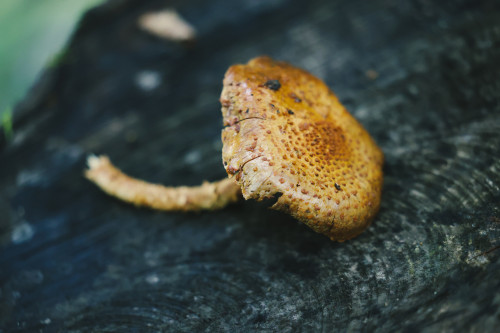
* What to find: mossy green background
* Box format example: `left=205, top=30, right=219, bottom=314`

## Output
left=0, top=0, right=104, bottom=117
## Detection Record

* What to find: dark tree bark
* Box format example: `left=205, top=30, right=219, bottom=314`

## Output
left=1, top=0, right=499, bottom=331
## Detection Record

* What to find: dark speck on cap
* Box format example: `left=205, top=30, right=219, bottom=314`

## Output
left=264, top=80, right=281, bottom=91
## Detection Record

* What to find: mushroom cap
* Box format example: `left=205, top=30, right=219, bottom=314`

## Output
left=220, top=56, right=383, bottom=241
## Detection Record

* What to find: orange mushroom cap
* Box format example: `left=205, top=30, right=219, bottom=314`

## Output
left=220, top=56, right=383, bottom=241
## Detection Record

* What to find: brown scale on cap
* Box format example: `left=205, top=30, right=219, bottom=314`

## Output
left=221, top=56, right=383, bottom=241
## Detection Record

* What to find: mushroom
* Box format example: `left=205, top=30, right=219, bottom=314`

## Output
left=86, top=56, right=383, bottom=241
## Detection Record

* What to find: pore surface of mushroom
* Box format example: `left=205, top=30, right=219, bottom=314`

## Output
left=86, top=56, right=383, bottom=241
left=221, top=56, right=383, bottom=241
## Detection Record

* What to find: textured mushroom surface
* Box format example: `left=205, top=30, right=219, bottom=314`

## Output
left=85, top=155, right=241, bottom=211
left=221, top=57, right=383, bottom=241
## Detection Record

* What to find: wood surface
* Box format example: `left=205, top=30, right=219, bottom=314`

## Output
left=1, top=0, right=499, bottom=331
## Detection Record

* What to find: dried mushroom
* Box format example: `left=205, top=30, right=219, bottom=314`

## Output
left=86, top=56, right=383, bottom=241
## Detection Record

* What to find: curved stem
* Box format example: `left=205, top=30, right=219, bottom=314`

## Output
left=85, top=155, right=241, bottom=211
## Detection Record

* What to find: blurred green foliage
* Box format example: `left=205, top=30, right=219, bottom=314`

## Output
left=2, top=107, right=13, bottom=141
left=0, top=0, right=104, bottom=117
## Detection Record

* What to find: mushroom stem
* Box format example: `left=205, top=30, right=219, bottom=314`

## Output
left=85, top=155, right=241, bottom=211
